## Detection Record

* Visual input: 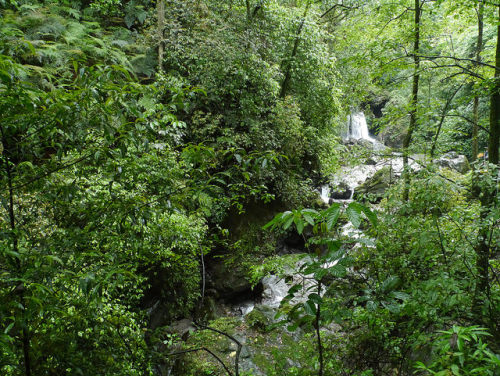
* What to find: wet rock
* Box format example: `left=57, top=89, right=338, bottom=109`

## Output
left=169, top=318, right=195, bottom=340
left=379, top=123, right=406, bottom=148
left=208, top=263, right=258, bottom=302
left=197, top=295, right=219, bottom=320
left=354, top=166, right=396, bottom=202
left=365, top=157, right=377, bottom=166
left=330, top=182, right=353, bottom=200
left=357, top=138, right=376, bottom=149
left=245, top=305, right=272, bottom=331
left=240, top=346, right=251, bottom=359
left=436, top=152, right=470, bottom=174
left=238, top=302, right=255, bottom=316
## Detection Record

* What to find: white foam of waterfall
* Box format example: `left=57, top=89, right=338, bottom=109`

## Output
left=320, top=186, right=330, bottom=204
left=345, top=112, right=386, bottom=151
left=348, top=112, right=372, bottom=140
left=261, top=269, right=320, bottom=308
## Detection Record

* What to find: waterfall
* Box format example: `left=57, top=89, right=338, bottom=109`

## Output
left=320, top=186, right=330, bottom=204
left=346, top=111, right=375, bottom=141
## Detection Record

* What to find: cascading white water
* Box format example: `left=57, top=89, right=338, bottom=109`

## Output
left=320, top=186, right=330, bottom=204
left=346, top=112, right=376, bottom=141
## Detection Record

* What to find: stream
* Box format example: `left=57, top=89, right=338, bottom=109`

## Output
left=234, top=112, right=388, bottom=315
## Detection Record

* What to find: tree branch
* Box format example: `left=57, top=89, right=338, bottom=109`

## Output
left=166, top=347, right=233, bottom=376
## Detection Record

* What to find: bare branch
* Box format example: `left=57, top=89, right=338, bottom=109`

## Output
left=416, top=54, right=499, bottom=70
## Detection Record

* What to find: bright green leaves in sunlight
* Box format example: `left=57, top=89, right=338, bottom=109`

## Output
left=264, top=202, right=377, bottom=235
left=415, top=326, right=500, bottom=376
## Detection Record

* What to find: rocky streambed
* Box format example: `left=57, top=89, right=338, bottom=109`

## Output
left=162, top=139, right=472, bottom=375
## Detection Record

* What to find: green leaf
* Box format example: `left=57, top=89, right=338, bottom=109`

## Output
left=380, top=276, right=400, bottom=293
left=283, top=214, right=294, bottom=230
left=296, top=219, right=305, bottom=234
left=4, top=323, right=14, bottom=334
left=347, top=202, right=362, bottom=228
left=323, top=204, right=340, bottom=230
left=314, top=268, right=327, bottom=280
left=303, top=213, right=315, bottom=226
left=287, top=284, right=302, bottom=296
left=327, top=264, right=347, bottom=277
left=361, top=205, right=378, bottom=227
left=308, top=293, right=322, bottom=305
left=263, top=212, right=285, bottom=229
left=45, top=255, right=64, bottom=265
left=304, top=300, right=316, bottom=316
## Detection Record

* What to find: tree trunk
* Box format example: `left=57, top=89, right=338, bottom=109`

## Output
left=0, top=128, right=31, bottom=376
left=489, top=3, right=500, bottom=165
left=472, top=0, right=484, bottom=162
left=315, top=281, right=323, bottom=376
left=280, top=1, right=311, bottom=98
left=430, top=84, right=462, bottom=158
left=245, top=0, right=251, bottom=22
left=473, top=2, right=500, bottom=325
left=402, top=0, right=421, bottom=201
left=157, top=0, right=165, bottom=72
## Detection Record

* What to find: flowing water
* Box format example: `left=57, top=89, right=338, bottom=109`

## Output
left=346, top=112, right=375, bottom=141
left=238, top=113, right=421, bottom=313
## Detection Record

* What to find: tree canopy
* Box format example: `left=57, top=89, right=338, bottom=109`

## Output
left=0, top=1, right=499, bottom=375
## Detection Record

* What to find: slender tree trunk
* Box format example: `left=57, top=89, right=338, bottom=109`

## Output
left=489, top=3, right=500, bottom=165
left=0, top=129, right=31, bottom=376
left=472, top=0, right=484, bottom=162
left=430, top=84, right=463, bottom=158
left=157, top=0, right=165, bottom=72
left=315, top=281, right=323, bottom=376
left=473, top=3, right=500, bottom=324
left=402, top=0, right=421, bottom=201
left=245, top=0, right=251, bottom=22
left=280, top=1, right=311, bottom=98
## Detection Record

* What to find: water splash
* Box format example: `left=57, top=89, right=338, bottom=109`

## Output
left=347, top=112, right=373, bottom=140
left=320, top=186, right=330, bottom=204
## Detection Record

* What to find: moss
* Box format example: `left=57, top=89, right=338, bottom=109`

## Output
left=245, top=309, right=270, bottom=332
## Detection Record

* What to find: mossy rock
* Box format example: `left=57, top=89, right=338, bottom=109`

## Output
left=245, top=308, right=271, bottom=332
left=354, top=166, right=396, bottom=202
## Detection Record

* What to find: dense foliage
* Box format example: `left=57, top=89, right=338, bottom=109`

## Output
left=0, top=0, right=499, bottom=375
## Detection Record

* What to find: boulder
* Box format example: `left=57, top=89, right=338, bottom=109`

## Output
left=330, top=182, right=353, bottom=200
left=365, top=157, right=377, bottom=166
left=354, top=166, right=396, bottom=202
left=208, top=262, right=255, bottom=302
left=378, top=123, right=406, bottom=148
left=169, top=318, right=196, bottom=340
left=436, top=152, right=470, bottom=174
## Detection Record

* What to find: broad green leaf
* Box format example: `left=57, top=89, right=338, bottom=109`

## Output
left=361, top=205, right=378, bottom=227
left=324, top=204, right=340, bottom=230
left=366, top=301, right=377, bottom=311
left=296, top=218, right=305, bottom=234
left=391, top=291, right=410, bottom=301
left=262, top=212, right=283, bottom=229
left=303, top=213, right=315, bottom=226
left=283, top=215, right=294, bottom=230
left=380, top=276, right=400, bottom=293
left=347, top=202, right=362, bottom=228
left=308, top=293, right=322, bottom=304
left=287, top=284, right=302, bottom=296
left=304, top=300, right=316, bottom=316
